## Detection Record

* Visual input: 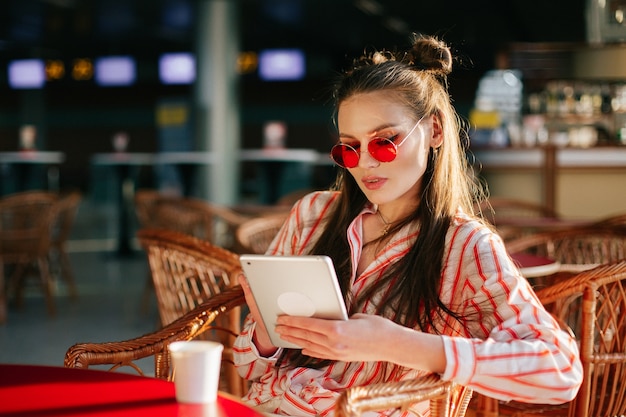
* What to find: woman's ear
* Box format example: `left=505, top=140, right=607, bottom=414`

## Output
left=430, top=113, right=444, bottom=149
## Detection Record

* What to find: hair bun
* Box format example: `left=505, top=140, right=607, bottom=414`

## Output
left=403, top=34, right=453, bottom=76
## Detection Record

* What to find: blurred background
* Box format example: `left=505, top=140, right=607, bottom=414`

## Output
left=3, top=0, right=626, bottom=224
left=3, top=0, right=626, bottom=374
left=0, top=0, right=595, bottom=202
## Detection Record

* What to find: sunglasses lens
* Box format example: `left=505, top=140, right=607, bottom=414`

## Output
left=369, top=138, right=397, bottom=162
left=331, top=144, right=360, bottom=168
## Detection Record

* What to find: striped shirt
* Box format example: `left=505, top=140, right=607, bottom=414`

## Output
left=233, top=191, right=582, bottom=416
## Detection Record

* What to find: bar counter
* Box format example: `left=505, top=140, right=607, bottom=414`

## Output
left=472, top=146, right=626, bottom=219
left=472, top=146, right=626, bottom=168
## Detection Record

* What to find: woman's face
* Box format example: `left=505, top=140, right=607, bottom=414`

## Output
left=336, top=91, right=437, bottom=207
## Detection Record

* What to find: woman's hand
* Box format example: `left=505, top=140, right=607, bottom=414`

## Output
left=275, top=313, right=396, bottom=362
left=274, top=313, right=446, bottom=373
left=238, top=274, right=278, bottom=357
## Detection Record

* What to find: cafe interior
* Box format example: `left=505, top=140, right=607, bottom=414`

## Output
left=1, top=0, right=626, bottom=416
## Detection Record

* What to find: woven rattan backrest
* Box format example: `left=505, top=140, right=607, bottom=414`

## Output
left=474, top=198, right=561, bottom=241
left=535, top=260, right=626, bottom=417
left=134, top=189, right=161, bottom=227
left=475, top=197, right=560, bottom=225
left=505, top=226, right=626, bottom=272
left=235, top=211, right=289, bottom=254
left=275, top=188, right=313, bottom=207
left=134, top=190, right=249, bottom=248
left=134, top=192, right=213, bottom=241
left=137, top=228, right=241, bottom=325
left=50, top=190, right=82, bottom=247
left=0, top=191, right=61, bottom=317
left=0, top=190, right=58, bottom=255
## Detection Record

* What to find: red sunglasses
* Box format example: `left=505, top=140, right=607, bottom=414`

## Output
left=330, top=116, right=425, bottom=169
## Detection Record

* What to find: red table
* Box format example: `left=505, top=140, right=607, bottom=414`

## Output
left=0, top=364, right=263, bottom=417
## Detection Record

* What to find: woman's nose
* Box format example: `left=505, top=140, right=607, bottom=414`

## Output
left=357, top=148, right=380, bottom=168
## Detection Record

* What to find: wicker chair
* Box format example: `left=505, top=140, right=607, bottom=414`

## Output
left=476, top=197, right=559, bottom=222
left=496, top=260, right=626, bottom=417
left=134, top=190, right=251, bottom=311
left=475, top=197, right=560, bottom=241
left=470, top=226, right=626, bottom=416
left=134, top=189, right=250, bottom=249
left=335, top=373, right=472, bottom=417
left=275, top=187, right=313, bottom=207
left=0, top=190, right=59, bottom=322
left=234, top=211, right=289, bottom=254
left=505, top=226, right=626, bottom=276
left=65, top=285, right=246, bottom=381
left=591, top=212, right=626, bottom=230
left=136, top=228, right=247, bottom=396
left=48, top=190, right=82, bottom=299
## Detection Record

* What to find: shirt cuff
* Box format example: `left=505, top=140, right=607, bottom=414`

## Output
left=248, top=322, right=283, bottom=361
left=440, top=335, right=476, bottom=385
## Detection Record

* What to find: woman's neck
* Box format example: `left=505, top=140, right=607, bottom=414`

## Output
left=376, top=201, right=418, bottom=225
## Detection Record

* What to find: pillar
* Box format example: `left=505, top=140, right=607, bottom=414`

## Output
left=194, top=0, right=241, bottom=205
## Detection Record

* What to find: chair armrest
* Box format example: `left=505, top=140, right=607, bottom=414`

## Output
left=335, top=373, right=472, bottom=417
left=64, top=286, right=245, bottom=379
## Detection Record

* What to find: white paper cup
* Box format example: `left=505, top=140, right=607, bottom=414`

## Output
left=169, top=340, right=224, bottom=404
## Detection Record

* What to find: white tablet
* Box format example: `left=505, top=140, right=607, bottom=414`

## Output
left=239, top=254, right=349, bottom=349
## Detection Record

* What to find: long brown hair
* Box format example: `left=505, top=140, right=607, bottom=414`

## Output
left=279, top=34, right=483, bottom=369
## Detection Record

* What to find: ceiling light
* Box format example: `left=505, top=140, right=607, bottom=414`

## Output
left=354, top=0, right=383, bottom=16
left=383, top=16, right=410, bottom=34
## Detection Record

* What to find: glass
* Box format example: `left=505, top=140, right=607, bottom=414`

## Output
left=330, top=116, right=424, bottom=169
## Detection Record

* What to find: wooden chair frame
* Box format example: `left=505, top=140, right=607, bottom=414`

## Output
left=65, top=286, right=246, bottom=380
left=591, top=212, right=626, bottom=230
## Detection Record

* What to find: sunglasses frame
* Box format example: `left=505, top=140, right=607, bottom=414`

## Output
left=330, top=115, right=425, bottom=169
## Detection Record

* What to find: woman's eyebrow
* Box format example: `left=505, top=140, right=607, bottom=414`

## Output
left=338, top=123, right=398, bottom=139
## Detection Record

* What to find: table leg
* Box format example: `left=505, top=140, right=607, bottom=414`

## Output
left=0, top=264, right=6, bottom=324
left=115, top=165, right=134, bottom=256
left=259, top=161, right=284, bottom=204
left=176, top=164, right=196, bottom=197
left=14, top=163, right=34, bottom=191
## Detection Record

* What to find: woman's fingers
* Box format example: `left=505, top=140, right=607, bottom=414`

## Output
left=238, top=274, right=277, bottom=355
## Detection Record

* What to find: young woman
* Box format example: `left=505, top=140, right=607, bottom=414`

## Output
left=233, top=34, right=582, bottom=416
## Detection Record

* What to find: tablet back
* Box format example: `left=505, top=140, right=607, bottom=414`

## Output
left=239, top=254, right=348, bottom=349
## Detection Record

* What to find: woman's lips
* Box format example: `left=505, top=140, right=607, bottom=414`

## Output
left=362, top=176, right=387, bottom=190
